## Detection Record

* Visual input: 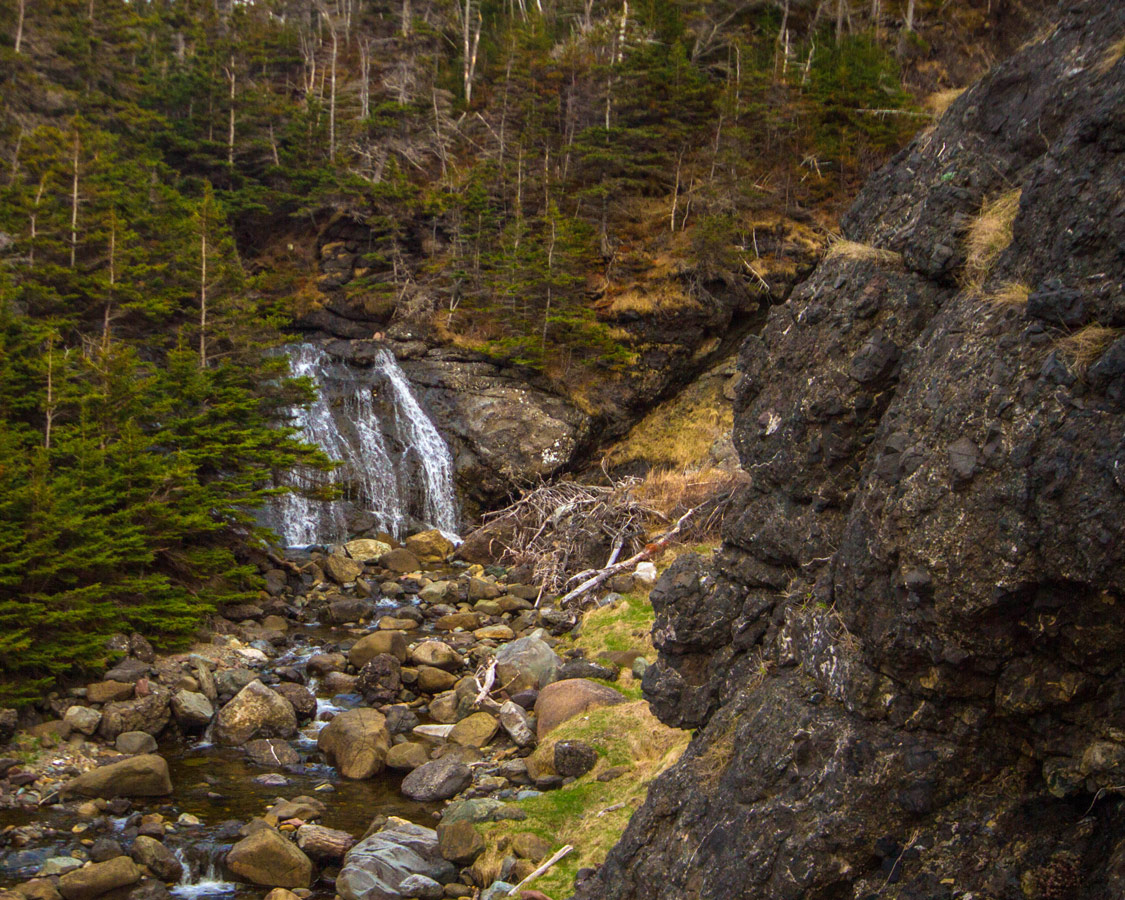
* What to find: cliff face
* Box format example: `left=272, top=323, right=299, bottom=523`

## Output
left=576, top=3, right=1125, bottom=898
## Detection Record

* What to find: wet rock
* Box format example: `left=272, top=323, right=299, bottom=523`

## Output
left=225, top=828, right=312, bottom=889
left=58, top=856, right=141, bottom=900
left=327, top=599, right=370, bottom=625
left=356, top=655, right=401, bottom=704
left=434, top=612, right=482, bottom=632
left=553, top=741, right=597, bottom=778
left=317, top=708, right=391, bottom=779
left=244, top=738, right=300, bottom=768
left=349, top=631, right=409, bottom=668
left=416, top=666, right=458, bottom=693
left=418, top=582, right=452, bottom=604
left=88, top=839, right=124, bottom=863
left=306, top=653, right=347, bottom=676
left=533, top=679, right=625, bottom=739
left=128, top=836, right=181, bottom=882
left=214, top=668, right=257, bottom=697
left=170, top=691, right=213, bottom=731
left=114, top=733, right=157, bottom=756
left=494, top=637, right=561, bottom=694
left=268, top=795, right=326, bottom=821
left=16, top=879, right=62, bottom=900
left=39, top=860, right=82, bottom=877
left=384, top=705, right=420, bottom=735
left=63, top=755, right=172, bottom=799
left=214, top=681, right=297, bottom=746
left=448, top=713, right=498, bottom=749
left=336, top=818, right=456, bottom=900
left=401, top=757, right=471, bottom=802
left=271, top=683, right=316, bottom=723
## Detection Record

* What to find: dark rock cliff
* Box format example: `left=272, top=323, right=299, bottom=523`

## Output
left=575, top=3, right=1125, bottom=898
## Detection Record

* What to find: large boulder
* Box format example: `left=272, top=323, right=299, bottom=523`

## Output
left=324, top=553, right=364, bottom=584
left=336, top=818, right=456, bottom=900
left=214, top=681, right=297, bottom=746
left=400, top=756, right=471, bottom=802
left=317, top=708, right=391, bottom=779
left=447, top=712, right=499, bottom=749
left=345, top=539, right=393, bottom=563
left=63, top=707, right=101, bottom=737
left=272, top=683, right=317, bottom=723
left=63, top=755, right=172, bottom=799
left=534, top=679, right=625, bottom=739
left=409, top=641, right=462, bottom=671
left=495, top=636, right=561, bottom=694
left=225, top=829, right=312, bottom=889
left=355, top=655, right=401, bottom=704
left=349, top=631, right=408, bottom=668
left=378, top=549, right=421, bottom=574
left=58, top=857, right=140, bottom=900
left=129, top=836, right=182, bottom=882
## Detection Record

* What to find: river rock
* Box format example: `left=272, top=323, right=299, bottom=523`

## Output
left=263, top=891, right=301, bottom=900
left=440, top=798, right=525, bottom=825
left=397, top=875, right=443, bottom=900
left=408, top=640, right=461, bottom=671
left=400, top=757, right=471, bottom=802
left=271, top=683, right=316, bottom=722
left=97, top=691, right=171, bottom=741
left=336, top=818, right=455, bottom=900
left=418, top=582, right=451, bottom=604
left=385, top=742, right=430, bottom=771
left=244, top=738, right=300, bottom=767
left=356, top=655, right=401, bottom=704
left=268, top=795, right=326, bottom=821
left=403, top=531, right=455, bottom=564
left=448, top=712, right=498, bottom=749
left=225, top=829, right=311, bottom=889
left=434, top=612, right=481, bottom=632
left=63, top=706, right=101, bottom=736
left=306, top=653, right=347, bottom=676
left=317, top=708, right=390, bottom=779
left=558, top=658, right=617, bottom=682
left=436, top=821, right=484, bottom=866
left=415, top=666, right=458, bottom=693
left=498, top=701, right=535, bottom=748
left=345, top=539, right=393, bottom=563
left=534, top=679, right=626, bottom=739
left=378, top=549, right=420, bottom=574
left=115, top=732, right=157, bottom=755
left=170, top=691, right=213, bottom=731
left=384, top=705, right=420, bottom=735
left=85, top=682, right=134, bottom=704
left=472, top=624, right=514, bottom=642
left=63, top=754, right=171, bottom=799
left=104, top=659, right=150, bottom=684
left=214, top=681, right=297, bottom=746
left=349, top=631, right=408, bottom=668
left=214, top=668, right=257, bottom=697
left=58, top=857, right=140, bottom=900
left=324, top=553, right=364, bottom=585
left=128, top=836, right=181, bottom=882
left=296, top=824, right=356, bottom=860
left=327, top=599, right=370, bottom=625
left=495, top=636, right=561, bottom=694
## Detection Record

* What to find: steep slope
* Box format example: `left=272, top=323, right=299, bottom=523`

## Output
left=574, top=2, right=1125, bottom=898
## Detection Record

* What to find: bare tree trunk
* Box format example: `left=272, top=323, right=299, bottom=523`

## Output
left=835, top=0, right=845, bottom=45
left=268, top=124, right=280, bottom=166
left=462, top=0, right=481, bottom=104
left=103, top=212, right=115, bottom=344
left=28, top=177, right=44, bottom=269
left=541, top=215, right=556, bottom=353
left=774, top=0, right=790, bottom=79
left=401, top=0, right=411, bottom=36
left=669, top=148, right=683, bottom=232
left=225, top=57, right=236, bottom=166
left=359, top=40, right=371, bottom=119
left=14, top=0, right=26, bottom=54
left=199, top=226, right=208, bottom=368
left=44, top=335, right=55, bottom=450
left=70, top=130, right=80, bottom=269
left=897, top=0, right=915, bottom=56
left=328, top=19, right=338, bottom=160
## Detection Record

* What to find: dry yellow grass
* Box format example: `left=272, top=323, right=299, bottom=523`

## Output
left=1060, top=324, right=1122, bottom=371
left=985, top=281, right=1031, bottom=307
left=824, top=238, right=903, bottom=268
left=1097, top=36, right=1125, bottom=75
left=924, top=87, right=967, bottom=119
left=963, top=189, right=1022, bottom=290
left=633, top=466, right=745, bottom=523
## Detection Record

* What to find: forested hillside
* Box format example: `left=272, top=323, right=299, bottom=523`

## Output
left=0, top=0, right=1035, bottom=700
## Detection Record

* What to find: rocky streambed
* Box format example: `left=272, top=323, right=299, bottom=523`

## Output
left=0, top=532, right=656, bottom=900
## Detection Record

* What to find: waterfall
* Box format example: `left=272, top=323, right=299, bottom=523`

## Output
left=266, top=343, right=459, bottom=547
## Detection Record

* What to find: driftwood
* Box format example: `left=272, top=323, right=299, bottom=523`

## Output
left=296, top=824, right=357, bottom=860
left=506, top=844, right=574, bottom=896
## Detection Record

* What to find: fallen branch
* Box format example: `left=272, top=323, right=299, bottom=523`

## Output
left=473, top=659, right=502, bottom=711
left=506, top=844, right=574, bottom=897
left=557, top=503, right=702, bottom=607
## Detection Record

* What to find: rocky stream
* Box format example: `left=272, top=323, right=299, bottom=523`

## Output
left=0, top=533, right=654, bottom=900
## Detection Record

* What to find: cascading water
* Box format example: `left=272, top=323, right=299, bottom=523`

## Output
left=265, top=343, right=458, bottom=547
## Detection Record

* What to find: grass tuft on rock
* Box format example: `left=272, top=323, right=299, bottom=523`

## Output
left=1059, top=324, right=1122, bottom=372
left=963, top=189, right=1022, bottom=290
left=984, top=281, right=1031, bottom=307
left=824, top=238, right=903, bottom=267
